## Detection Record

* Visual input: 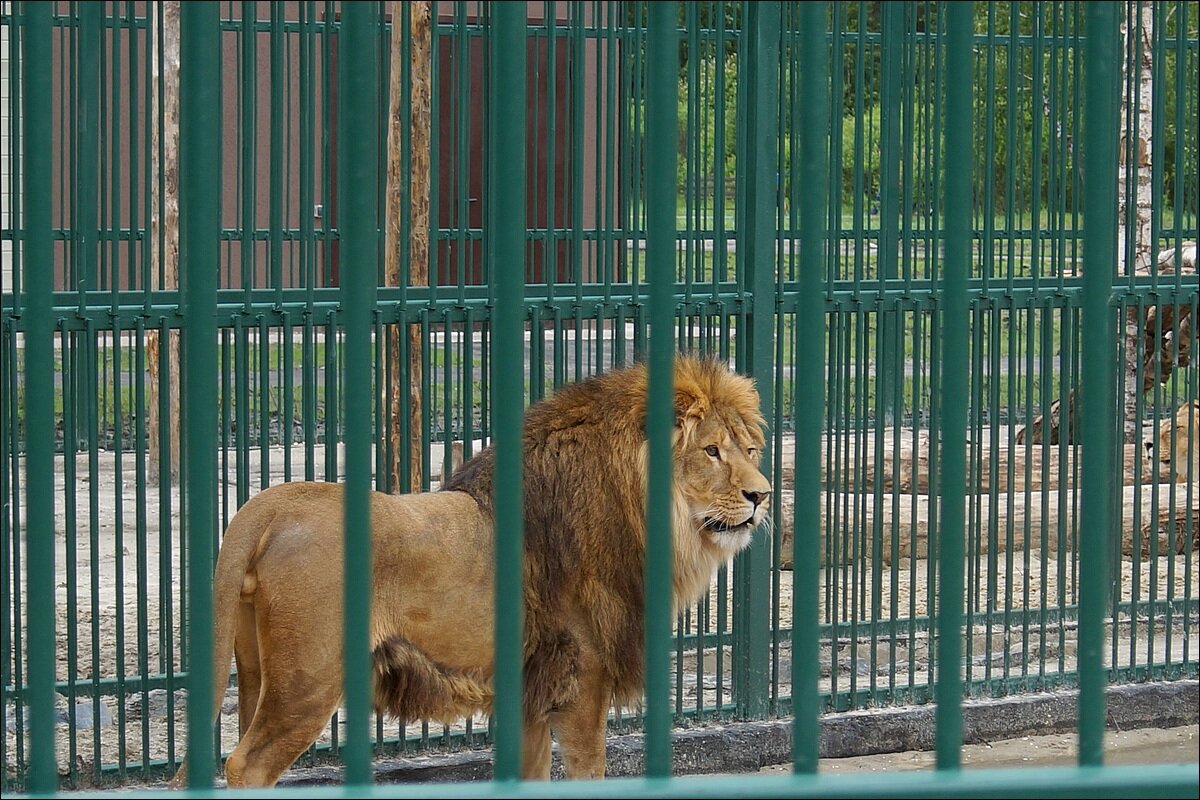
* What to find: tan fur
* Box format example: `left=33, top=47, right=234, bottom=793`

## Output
left=1150, top=400, right=1199, bottom=482
left=169, top=355, right=770, bottom=787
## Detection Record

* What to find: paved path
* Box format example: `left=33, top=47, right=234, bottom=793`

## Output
left=755, top=724, right=1199, bottom=774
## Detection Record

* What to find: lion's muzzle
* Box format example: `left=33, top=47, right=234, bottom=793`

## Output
left=743, top=489, right=769, bottom=509
left=703, top=516, right=757, bottom=534
left=703, top=488, right=770, bottom=534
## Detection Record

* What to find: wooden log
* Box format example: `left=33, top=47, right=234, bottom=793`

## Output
left=777, top=482, right=1198, bottom=568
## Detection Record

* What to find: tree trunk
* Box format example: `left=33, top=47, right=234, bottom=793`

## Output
left=1019, top=4, right=1165, bottom=447
left=384, top=1, right=431, bottom=492
left=1018, top=243, right=1195, bottom=445
left=147, top=2, right=181, bottom=485
left=1118, top=1, right=1155, bottom=443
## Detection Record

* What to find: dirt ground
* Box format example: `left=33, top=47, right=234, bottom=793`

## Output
left=5, top=442, right=1198, bottom=788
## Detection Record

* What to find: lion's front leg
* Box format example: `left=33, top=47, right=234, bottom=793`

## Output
left=520, top=716, right=552, bottom=780
left=550, top=673, right=611, bottom=779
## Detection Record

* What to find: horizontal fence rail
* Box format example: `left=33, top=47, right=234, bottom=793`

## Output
left=2, top=1, right=1198, bottom=796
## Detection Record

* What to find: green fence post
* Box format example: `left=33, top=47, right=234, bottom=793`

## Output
left=337, top=1, right=380, bottom=786
left=936, top=0, right=973, bottom=771
left=791, top=0, right=829, bottom=775
left=645, top=0, right=678, bottom=779
left=269, top=2, right=285, bottom=300
left=71, top=2, right=101, bottom=453
left=20, top=1, right=55, bottom=792
left=876, top=1, right=903, bottom=426
left=490, top=2, right=527, bottom=782
left=735, top=0, right=780, bottom=723
left=1079, top=1, right=1120, bottom=768
left=179, top=1, right=220, bottom=789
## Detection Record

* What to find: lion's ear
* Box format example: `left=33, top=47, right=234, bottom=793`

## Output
left=674, top=382, right=709, bottom=430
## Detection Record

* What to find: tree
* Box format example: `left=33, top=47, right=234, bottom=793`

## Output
left=384, top=1, right=431, bottom=493
left=147, top=1, right=181, bottom=484
left=1119, top=0, right=1156, bottom=443
left=1117, top=2, right=1195, bottom=444
left=1018, top=2, right=1195, bottom=446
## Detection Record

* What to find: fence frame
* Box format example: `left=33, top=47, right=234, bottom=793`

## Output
left=2, top=1, right=1198, bottom=796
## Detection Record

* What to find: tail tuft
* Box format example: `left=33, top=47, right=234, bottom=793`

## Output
left=372, top=637, right=493, bottom=724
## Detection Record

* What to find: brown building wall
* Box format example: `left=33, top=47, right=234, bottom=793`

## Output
left=41, top=1, right=612, bottom=292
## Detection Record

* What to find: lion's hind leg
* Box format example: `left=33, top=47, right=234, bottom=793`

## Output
left=233, top=598, right=262, bottom=737
left=221, top=664, right=343, bottom=788
left=223, top=605, right=344, bottom=788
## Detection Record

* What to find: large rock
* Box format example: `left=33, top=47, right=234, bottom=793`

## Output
left=778, top=482, right=1197, bottom=568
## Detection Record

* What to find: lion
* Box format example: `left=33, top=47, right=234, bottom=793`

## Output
left=1147, top=399, right=1199, bottom=482
left=169, top=354, right=770, bottom=787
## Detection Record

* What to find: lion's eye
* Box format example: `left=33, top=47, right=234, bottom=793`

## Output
left=747, top=447, right=758, bottom=457
left=705, top=445, right=720, bottom=458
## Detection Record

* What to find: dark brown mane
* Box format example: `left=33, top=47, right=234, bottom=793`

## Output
left=439, top=355, right=756, bottom=706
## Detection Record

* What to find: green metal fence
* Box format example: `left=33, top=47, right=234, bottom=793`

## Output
left=2, top=1, right=1198, bottom=796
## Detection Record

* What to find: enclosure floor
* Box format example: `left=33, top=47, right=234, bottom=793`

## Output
left=5, top=444, right=1197, bottom=787
left=755, top=723, right=1199, bottom=774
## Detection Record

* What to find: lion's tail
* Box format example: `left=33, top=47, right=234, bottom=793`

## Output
left=372, top=636, right=494, bottom=724
left=169, top=488, right=284, bottom=788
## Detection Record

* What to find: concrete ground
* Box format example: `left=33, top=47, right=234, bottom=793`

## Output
left=757, top=724, right=1199, bottom=774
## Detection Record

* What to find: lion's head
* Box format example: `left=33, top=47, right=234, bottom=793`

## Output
left=670, top=357, right=771, bottom=555
left=635, top=356, right=772, bottom=609
left=1148, top=400, right=1198, bottom=482
left=438, top=354, right=771, bottom=712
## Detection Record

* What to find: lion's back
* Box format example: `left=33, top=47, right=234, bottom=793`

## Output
left=229, top=481, right=489, bottom=576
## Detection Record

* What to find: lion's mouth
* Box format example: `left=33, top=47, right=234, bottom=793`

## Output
left=702, top=515, right=757, bottom=534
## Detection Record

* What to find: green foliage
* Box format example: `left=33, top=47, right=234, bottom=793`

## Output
left=677, top=54, right=738, bottom=193
left=666, top=1, right=1196, bottom=220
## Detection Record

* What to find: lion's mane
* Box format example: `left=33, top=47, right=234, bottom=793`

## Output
left=435, top=354, right=765, bottom=709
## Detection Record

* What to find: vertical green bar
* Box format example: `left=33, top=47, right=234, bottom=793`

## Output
left=338, top=2, right=379, bottom=786
left=644, top=0, right=677, bottom=779
left=490, top=2, right=526, bottom=782
left=735, top=0, right=779, bottom=722
left=74, top=1, right=101, bottom=447
left=792, top=0, right=828, bottom=775
left=876, top=2, right=903, bottom=424
left=936, top=0, right=973, bottom=772
left=1079, top=1, right=1119, bottom=768
left=179, top=1, right=220, bottom=789
left=269, top=3, right=284, bottom=300
left=20, top=2, right=55, bottom=792
left=239, top=1, right=257, bottom=297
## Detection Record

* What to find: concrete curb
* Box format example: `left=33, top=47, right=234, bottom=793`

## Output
left=276, top=678, right=1198, bottom=786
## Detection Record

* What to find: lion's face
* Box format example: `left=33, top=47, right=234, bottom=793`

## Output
left=675, top=404, right=771, bottom=553
left=1149, top=401, right=1198, bottom=482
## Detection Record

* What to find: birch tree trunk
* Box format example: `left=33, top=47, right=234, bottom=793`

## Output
left=384, top=1, right=431, bottom=492
left=1118, top=1, right=1155, bottom=443
left=147, top=2, right=181, bottom=484
left=1022, top=2, right=1160, bottom=447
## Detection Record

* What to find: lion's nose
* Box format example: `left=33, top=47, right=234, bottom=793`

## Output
left=743, top=489, right=769, bottom=508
